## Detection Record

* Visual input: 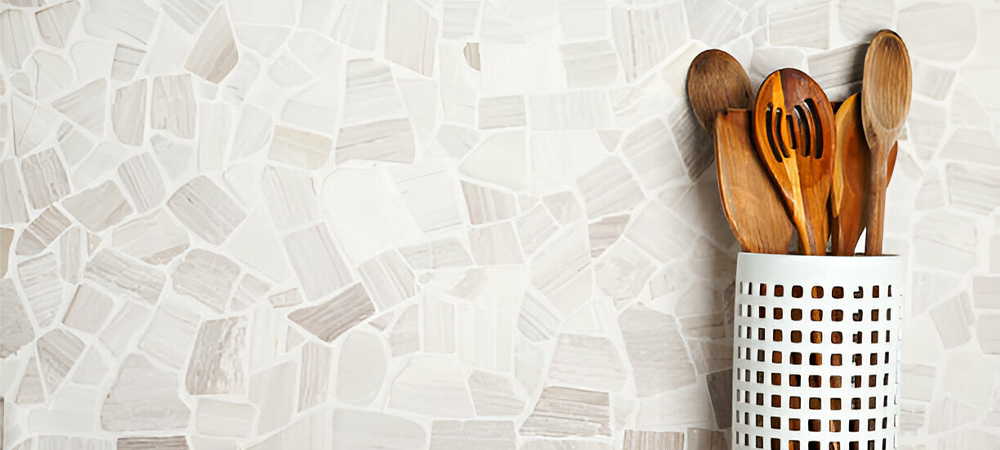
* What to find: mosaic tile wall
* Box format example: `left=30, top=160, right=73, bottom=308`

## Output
left=1, top=0, right=999, bottom=449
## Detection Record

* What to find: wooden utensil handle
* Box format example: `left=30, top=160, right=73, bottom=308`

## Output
left=865, top=152, right=889, bottom=256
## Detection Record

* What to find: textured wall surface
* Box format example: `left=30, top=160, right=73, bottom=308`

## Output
left=1, top=0, right=999, bottom=449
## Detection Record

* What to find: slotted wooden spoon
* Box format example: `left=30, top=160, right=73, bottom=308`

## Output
left=831, top=92, right=899, bottom=256
left=687, top=49, right=794, bottom=253
left=751, top=69, right=836, bottom=255
left=862, top=30, right=911, bottom=256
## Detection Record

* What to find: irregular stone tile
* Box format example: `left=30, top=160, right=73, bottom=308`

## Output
left=619, top=305, right=696, bottom=396
left=911, top=59, right=956, bottom=102
left=389, top=355, right=474, bottom=417
left=117, top=154, right=165, bottom=214
left=461, top=131, right=526, bottom=190
left=931, top=294, right=974, bottom=349
left=331, top=409, right=424, bottom=450
left=289, top=283, right=375, bottom=342
left=620, top=119, right=686, bottom=191
left=667, top=102, right=713, bottom=180
left=15, top=206, right=71, bottom=256
left=35, top=437, right=113, bottom=450
left=389, top=304, right=420, bottom=356
left=436, top=124, right=480, bottom=159
left=194, top=398, right=254, bottom=438
left=389, top=163, right=464, bottom=233
left=0, top=228, right=10, bottom=276
left=974, top=276, right=1000, bottom=309
left=334, top=330, right=387, bottom=405
left=517, top=292, right=561, bottom=342
left=112, top=44, right=144, bottom=81
left=515, top=205, right=558, bottom=255
left=913, top=211, right=978, bottom=272
left=151, top=75, right=197, bottom=139
left=222, top=210, right=288, bottom=282
left=266, top=288, right=301, bottom=309
left=118, top=436, right=189, bottom=450
left=228, top=105, right=272, bottom=160
left=230, top=273, right=268, bottom=312
left=52, top=79, right=106, bottom=135
left=1, top=279, right=34, bottom=357
left=173, top=249, right=240, bottom=312
left=194, top=102, right=234, bottom=171
left=560, top=40, right=618, bottom=88
left=769, top=2, right=829, bottom=48
left=113, top=211, right=189, bottom=265
left=36, top=328, right=85, bottom=395
left=186, top=316, right=247, bottom=395
left=902, top=364, right=937, bottom=402
left=898, top=2, right=977, bottom=62
left=942, top=353, right=996, bottom=409
left=927, top=395, right=979, bottom=434
left=27, top=51, right=75, bottom=100
left=292, top=341, right=330, bottom=412
left=358, top=250, right=415, bottom=311
left=686, top=428, right=726, bottom=450
left=549, top=334, right=627, bottom=391
left=229, top=0, right=294, bottom=24
left=1, top=10, right=36, bottom=71
left=17, top=358, right=45, bottom=405
left=577, top=156, right=643, bottom=219
left=185, top=6, right=237, bottom=83
left=838, top=2, right=892, bottom=43
left=248, top=359, right=295, bottom=434
left=168, top=176, right=246, bottom=245
left=1, top=160, right=28, bottom=223
left=622, top=430, right=684, bottom=450
left=626, top=201, right=697, bottom=262
left=939, top=430, right=1000, bottom=450
left=282, top=224, right=353, bottom=301
left=21, top=148, right=71, bottom=209
left=530, top=226, right=590, bottom=297
left=336, top=118, right=416, bottom=163
left=112, top=79, right=146, bottom=146
left=161, top=0, right=222, bottom=32
left=523, top=441, right=612, bottom=450
left=558, top=0, right=606, bottom=38
left=62, top=180, right=134, bottom=232
left=530, top=91, right=614, bottom=131
left=102, top=354, right=191, bottom=430
left=611, top=4, right=687, bottom=82
left=385, top=0, right=438, bottom=76
left=467, top=370, right=524, bottom=416
left=430, top=420, right=515, bottom=450
left=807, top=43, right=866, bottom=102
left=423, top=294, right=456, bottom=352
left=461, top=180, right=518, bottom=225
left=99, top=301, right=152, bottom=356
left=151, top=135, right=194, bottom=182
left=12, top=95, right=58, bottom=157
left=261, top=165, right=321, bottom=230
left=83, top=0, right=157, bottom=45
left=977, top=314, right=1000, bottom=354
left=442, top=0, right=480, bottom=38
left=705, top=368, right=732, bottom=428
left=686, top=0, right=740, bottom=46
left=138, top=300, right=200, bottom=369
left=343, top=58, right=407, bottom=126
left=941, top=128, right=1000, bottom=166
left=520, top=386, right=611, bottom=437
left=400, top=240, right=469, bottom=271
left=268, top=125, right=332, bottom=170
left=62, top=284, right=114, bottom=334
left=478, top=97, right=526, bottom=129
left=588, top=214, right=628, bottom=258
left=17, top=252, right=63, bottom=328
left=469, top=222, right=524, bottom=265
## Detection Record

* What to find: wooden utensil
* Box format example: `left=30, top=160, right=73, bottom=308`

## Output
left=861, top=29, right=911, bottom=256
left=686, top=49, right=753, bottom=134
left=751, top=69, right=836, bottom=256
left=686, top=49, right=794, bottom=253
left=715, top=109, right=796, bottom=254
left=831, top=93, right=900, bottom=256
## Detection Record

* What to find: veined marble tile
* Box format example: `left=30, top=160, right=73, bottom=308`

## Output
left=168, top=176, right=246, bottom=245
left=52, top=78, right=106, bottom=135
left=17, top=358, right=45, bottom=405
left=249, top=359, right=296, bottom=434
left=268, top=125, right=332, bottom=170
left=768, top=2, right=829, bottom=49
left=21, top=147, right=71, bottom=210
left=17, top=252, right=63, bottom=328
left=336, top=118, right=416, bottom=163
left=577, top=156, right=644, bottom=219
left=1, top=9, right=37, bottom=71
left=461, top=180, right=518, bottom=225
left=358, top=250, right=415, bottom=310
left=288, top=283, right=375, bottom=342
left=469, top=222, right=524, bottom=265
left=229, top=105, right=273, bottom=160
left=941, top=352, right=996, bottom=410
left=295, top=341, right=330, bottom=412
left=977, top=314, right=1000, bottom=354
left=330, top=0, right=383, bottom=51
left=559, top=0, right=607, bottom=39
left=173, top=249, right=240, bottom=312
left=516, top=205, right=558, bottom=255
left=530, top=225, right=590, bottom=298
left=618, top=304, right=695, bottom=396
left=390, top=163, right=464, bottom=233
left=261, top=165, right=322, bottom=230
left=560, top=40, right=618, bottom=89
left=102, top=354, right=191, bottom=431
left=111, top=79, right=146, bottom=146
left=36, top=328, right=85, bottom=396
left=186, top=316, right=247, bottom=395
left=520, top=386, right=611, bottom=437
left=137, top=299, right=199, bottom=370
left=1, top=279, right=34, bottom=357
left=62, top=180, right=134, bottom=232
left=588, top=214, right=629, bottom=258
left=117, top=436, right=189, bottom=450
left=246, top=410, right=330, bottom=450
left=113, top=211, right=190, bottom=265
left=1, top=228, right=11, bottom=276
left=549, top=334, right=627, bottom=391
left=151, top=75, right=197, bottom=139
left=282, top=224, right=353, bottom=301
left=62, top=284, right=114, bottom=334
left=529, top=91, right=614, bottom=131
left=941, top=129, right=1000, bottom=166
left=335, top=330, right=387, bottom=405
left=461, top=131, right=527, bottom=189
left=83, top=0, right=157, bottom=45
left=56, top=122, right=94, bottom=168
left=1, top=159, right=29, bottom=223
left=388, top=303, right=420, bottom=356
left=12, top=95, right=57, bottom=157
left=946, top=163, right=1000, bottom=216
left=194, top=397, right=255, bottom=438
left=223, top=208, right=289, bottom=281
left=595, top=240, right=656, bottom=306
left=112, top=44, right=144, bottom=81
left=974, top=276, right=1000, bottom=309
left=117, top=153, right=164, bottom=213
left=478, top=97, right=526, bottom=129
left=898, top=2, right=977, bottom=62
left=442, top=0, right=481, bottom=39
left=343, top=58, right=407, bottom=127
left=622, top=430, right=684, bottom=450
left=807, top=44, right=866, bottom=102
left=686, top=428, right=727, bottom=450
left=429, top=420, right=515, bottom=450
left=331, top=409, right=425, bottom=450
left=389, top=355, right=475, bottom=417
left=626, top=200, right=697, bottom=262
left=931, top=294, right=974, bottom=349
left=517, top=291, right=562, bottom=342
left=185, top=6, right=238, bottom=84
left=423, top=294, right=456, bottom=353
left=15, top=206, right=71, bottom=256
left=26, top=51, right=75, bottom=100
left=99, top=302, right=152, bottom=355
left=622, top=119, right=687, bottom=191
left=611, top=3, right=687, bottom=82
left=467, top=370, right=525, bottom=416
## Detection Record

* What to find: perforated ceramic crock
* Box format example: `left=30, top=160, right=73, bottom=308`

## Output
left=732, top=252, right=903, bottom=450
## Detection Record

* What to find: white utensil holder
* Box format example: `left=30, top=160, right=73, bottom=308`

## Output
left=732, top=252, right=903, bottom=450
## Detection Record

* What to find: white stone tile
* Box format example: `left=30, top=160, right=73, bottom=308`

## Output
left=622, top=430, right=684, bottom=450
left=62, top=284, right=114, bottom=334
left=261, top=165, right=321, bottom=230
left=151, top=74, right=197, bottom=139
left=530, top=225, right=590, bottom=297
left=807, top=43, right=866, bottom=102
left=515, top=205, right=558, bottom=255
left=478, top=97, right=526, bottom=129
left=469, top=222, right=524, bottom=265
left=268, top=125, right=332, bottom=170
left=619, top=304, right=695, bottom=396
left=36, top=328, right=86, bottom=396
left=139, top=299, right=200, bottom=369
left=249, top=359, right=296, bottom=434
left=1, top=10, right=37, bottom=71
left=15, top=206, right=71, bottom=256
left=517, top=291, right=562, bottom=342
left=550, top=333, right=627, bottom=391
left=388, top=303, right=420, bottom=356
left=17, top=358, right=45, bottom=405
left=467, top=370, right=524, bottom=416
left=330, top=0, right=383, bottom=51
left=389, top=355, right=475, bottom=417
left=358, top=250, right=415, bottom=311
left=196, top=102, right=233, bottom=171
left=118, top=437, right=189, bottom=450
left=168, top=176, right=247, bottom=245
left=195, top=398, right=254, bottom=438
left=529, top=91, right=614, bottom=131
left=941, top=352, right=996, bottom=410
left=173, top=249, right=240, bottom=313
left=423, top=294, right=456, bottom=353
left=343, top=58, right=406, bottom=126
left=1, top=159, right=28, bottom=223
left=223, top=208, right=289, bottom=281
left=298, top=341, right=331, bottom=411
left=384, top=0, right=438, bottom=76
left=1, top=228, right=10, bottom=277
left=113, top=211, right=190, bottom=265
left=335, top=329, right=386, bottom=405
left=162, top=0, right=222, bottom=32
left=282, top=224, right=353, bottom=301
left=769, top=2, right=829, bottom=49
left=17, top=252, right=63, bottom=328
left=12, top=95, right=57, bottom=157
left=611, top=4, right=688, bottom=82
left=1, top=279, right=34, bottom=358
left=21, top=147, right=71, bottom=210
left=520, top=386, right=611, bottom=437
left=931, top=294, right=974, bottom=349
left=443, top=0, right=481, bottom=39
left=229, top=105, right=273, bottom=161
left=288, top=283, right=375, bottom=342
left=62, top=180, right=134, bottom=232
left=83, top=0, right=157, bottom=45
left=51, top=78, right=106, bottom=135
left=112, top=44, right=144, bottom=81
left=913, top=212, right=978, bottom=272
left=430, top=420, right=515, bottom=450
left=102, top=354, right=190, bottom=431
left=577, top=156, right=644, bottom=219
left=898, top=2, right=977, bottom=62
left=523, top=441, right=613, bottom=450
left=112, top=79, right=146, bottom=146
left=461, top=131, right=526, bottom=190
left=595, top=240, right=655, bottom=306
left=626, top=200, right=697, bottom=262
left=336, top=118, right=416, bottom=164
left=559, top=40, right=618, bottom=89
left=559, top=0, right=607, bottom=39
left=186, top=316, right=247, bottom=395
left=26, top=51, right=75, bottom=100
left=152, top=134, right=196, bottom=182
left=331, top=409, right=425, bottom=450
left=186, top=6, right=237, bottom=84
left=389, top=162, right=464, bottom=233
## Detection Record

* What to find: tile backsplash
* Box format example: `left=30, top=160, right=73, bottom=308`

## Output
left=1, top=0, right=999, bottom=449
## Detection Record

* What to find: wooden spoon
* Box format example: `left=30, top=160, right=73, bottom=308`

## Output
left=861, top=29, right=911, bottom=256
left=715, top=109, right=795, bottom=254
left=831, top=93, right=899, bottom=256
left=751, top=69, right=836, bottom=256
left=686, top=49, right=794, bottom=253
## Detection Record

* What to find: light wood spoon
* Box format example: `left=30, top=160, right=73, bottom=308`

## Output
left=752, top=69, right=836, bottom=256
left=862, top=29, right=911, bottom=256
left=831, top=93, right=899, bottom=256
left=686, top=49, right=794, bottom=253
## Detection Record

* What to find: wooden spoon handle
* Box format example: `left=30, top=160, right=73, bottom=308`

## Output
left=865, top=148, right=890, bottom=255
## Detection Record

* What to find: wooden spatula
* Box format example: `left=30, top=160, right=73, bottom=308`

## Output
left=751, top=69, right=836, bottom=255
left=862, top=30, right=911, bottom=256
left=831, top=93, right=899, bottom=256
left=686, top=49, right=794, bottom=253
left=714, top=109, right=795, bottom=253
